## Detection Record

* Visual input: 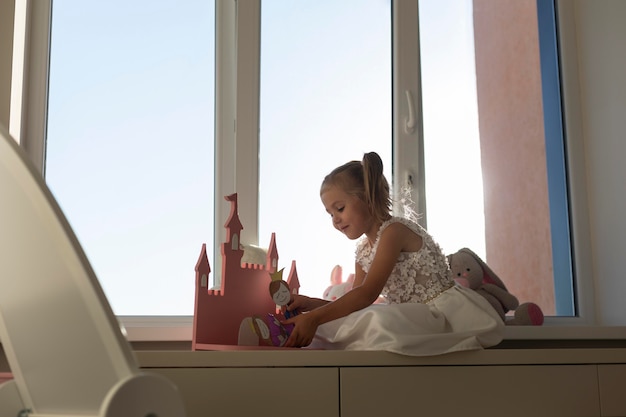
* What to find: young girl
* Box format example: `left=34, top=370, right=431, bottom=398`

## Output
left=281, top=152, right=503, bottom=355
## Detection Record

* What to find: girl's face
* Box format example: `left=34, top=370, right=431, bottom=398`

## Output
left=321, top=185, right=377, bottom=241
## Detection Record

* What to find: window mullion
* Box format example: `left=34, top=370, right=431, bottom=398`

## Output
left=214, top=0, right=261, bottom=287
left=392, top=0, right=425, bottom=226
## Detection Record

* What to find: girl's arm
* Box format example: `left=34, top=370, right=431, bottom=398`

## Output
left=285, top=294, right=329, bottom=313
left=284, top=223, right=420, bottom=347
left=352, top=260, right=367, bottom=288
left=284, top=261, right=365, bottom=319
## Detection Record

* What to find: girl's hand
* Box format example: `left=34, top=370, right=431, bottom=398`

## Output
left=283, top=294, right=327, bottom=314
left=282, top=313, right=319, bottom=348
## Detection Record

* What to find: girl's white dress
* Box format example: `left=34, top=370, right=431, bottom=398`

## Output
left=309, top=217, right=504, bottom=356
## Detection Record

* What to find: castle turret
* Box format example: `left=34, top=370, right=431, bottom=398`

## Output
left=222, top=194, right=245, bottom=292
left=193, top=244, right=211, bottom=350
left=195, top=243, right=211, bottom=288
left=286, top=260, right=300, bottom=294
left=224, top=193, right=243, bottom=247
left=266, top=232, right=278, bottom=273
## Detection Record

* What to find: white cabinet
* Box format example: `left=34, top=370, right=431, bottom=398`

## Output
left=138, top=348, right=626, bottom=417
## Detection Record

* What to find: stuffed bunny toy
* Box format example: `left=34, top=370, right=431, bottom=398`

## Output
left=323, top=265, right=355, bottom=301
left=448, top=247, right=544, bottom=325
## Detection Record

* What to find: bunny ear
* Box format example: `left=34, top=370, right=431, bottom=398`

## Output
left=346, top=273, right=355, bottom=284
left=330, top=265, right=343, bottom=284
left=459, top=247, right=507, bottom=290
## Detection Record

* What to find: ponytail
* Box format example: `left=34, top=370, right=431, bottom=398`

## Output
left=362, top=152, right=391, bottom=223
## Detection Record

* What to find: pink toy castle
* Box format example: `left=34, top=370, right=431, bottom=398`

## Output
left=192, top=193, right=300, bottom=350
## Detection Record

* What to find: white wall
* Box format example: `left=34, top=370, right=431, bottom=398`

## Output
left=571, top=1, right=626, bottom=324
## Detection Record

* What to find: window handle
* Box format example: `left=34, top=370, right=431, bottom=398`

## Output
left=405, top=90, right=416, bottom=134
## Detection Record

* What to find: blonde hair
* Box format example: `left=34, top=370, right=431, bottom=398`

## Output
left=320, top=152, right=391, bottom=224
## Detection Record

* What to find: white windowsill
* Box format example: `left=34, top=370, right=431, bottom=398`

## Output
left=119, top=316, right=626, bottom=343
left=120, top=316, right=193, bottom=342
left=503, top=324, right=626, bottom=340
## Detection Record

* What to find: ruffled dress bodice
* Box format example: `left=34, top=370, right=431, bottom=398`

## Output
left=356, top=217, right=454, bottom=304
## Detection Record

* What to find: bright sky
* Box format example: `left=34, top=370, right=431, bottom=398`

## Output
left=45, top=0, right=484, bottom=316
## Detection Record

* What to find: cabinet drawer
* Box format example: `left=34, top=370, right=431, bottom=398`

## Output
left=341, top=365, right=599, bottom=417
left=599, top=364, right=626, bottom=416
left=151, top=367, right=339, bottom=417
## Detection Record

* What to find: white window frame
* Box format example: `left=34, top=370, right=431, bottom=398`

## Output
left=553, top=0, right=595, bottom=325
left=9, top=0, right=599, bottom=341
left=9, top=0, right=50, bottom=175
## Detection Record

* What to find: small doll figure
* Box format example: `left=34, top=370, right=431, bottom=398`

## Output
left=251, top=314, right=290, bottom=347
left=269, top=268, right=299, bottom=319
left=250, top=268, right=297, bottom=347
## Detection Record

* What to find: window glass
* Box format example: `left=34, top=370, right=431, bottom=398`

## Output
left=419, top=0, right=570, bottom=316
left=46, top=0, right=215, bottom=315
left=258, top=0, right=392, bottom=299
left=418, top=1, right=486, bottom=258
